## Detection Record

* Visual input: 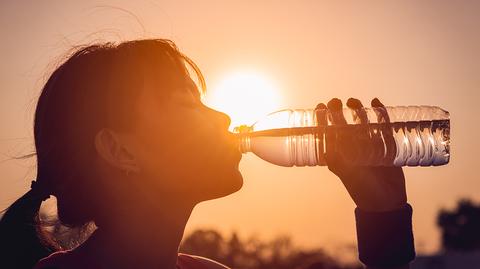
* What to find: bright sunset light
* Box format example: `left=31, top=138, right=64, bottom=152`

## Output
left=205, top=72, right=282, bottom=130
left=3, top=3, right=477, bottom=267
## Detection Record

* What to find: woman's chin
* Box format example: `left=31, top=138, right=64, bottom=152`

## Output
left=229, top=170, right=244, bottom=193
left=200, top=170, right=244, bottom=201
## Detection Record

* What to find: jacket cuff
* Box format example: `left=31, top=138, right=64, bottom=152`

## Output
left=355, top=203, right=416, bottom=267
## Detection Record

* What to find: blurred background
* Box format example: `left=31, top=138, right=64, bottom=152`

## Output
left=1, top=1, right=479, bottom=268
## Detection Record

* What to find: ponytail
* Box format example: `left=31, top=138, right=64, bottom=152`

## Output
left=0, top=181, right=57, bottom=269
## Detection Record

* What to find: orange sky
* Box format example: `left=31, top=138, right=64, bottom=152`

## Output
left=1, top=0, right=479, bottom=258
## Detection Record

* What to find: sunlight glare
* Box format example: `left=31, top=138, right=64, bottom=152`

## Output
left=205, top=72, right=282, bottom=130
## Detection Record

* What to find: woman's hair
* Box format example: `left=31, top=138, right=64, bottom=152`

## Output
left=0, top=39, right=205, bottom=268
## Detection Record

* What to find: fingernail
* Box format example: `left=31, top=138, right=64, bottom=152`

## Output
left=327, top=98, right=342, bottom=110
left=347, top=98, right=362, bottom=109
left=316, top=103, right=327, bottom=110
left=371, top=98, right=383, bottom=107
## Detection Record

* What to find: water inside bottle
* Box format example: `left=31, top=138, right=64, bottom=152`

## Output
left=237, top=119, right=450, bottom=167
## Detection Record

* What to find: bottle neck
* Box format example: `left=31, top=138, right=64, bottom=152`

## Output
left=238, top=135, right=251, bottom=153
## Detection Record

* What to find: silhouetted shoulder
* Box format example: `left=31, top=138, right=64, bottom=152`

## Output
left=32, top=250, right=71, bottom=269
left=178, top=253, right=230, bottom=269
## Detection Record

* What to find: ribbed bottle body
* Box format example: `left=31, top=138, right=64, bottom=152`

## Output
left=237, top=106, right=450, bottom=167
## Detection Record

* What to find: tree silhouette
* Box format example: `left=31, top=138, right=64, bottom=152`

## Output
left=179, top=228, right=362, bottom=269
left=437, top=199, right=480, bottom=252
left=180, top=229, right=227, bottom=262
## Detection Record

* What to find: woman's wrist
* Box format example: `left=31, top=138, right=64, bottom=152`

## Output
left=357, top=201, right=408, bottom=213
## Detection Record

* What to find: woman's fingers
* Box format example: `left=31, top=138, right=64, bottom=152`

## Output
left=346, top=98, right=368, bottom=124
left=371, top=97, right=396, bottom=165
left=371, top=97, right=390, bottom=123
left=315, top=103, right=328, bottom=126
left=371, top=97, right=383, bottom=107
left=315, top=103, right=328, bottom=165
left=315, top=103, right=328, bottom=125
left=324, top=98, right=349, bottom=172
left=321, top=98, right=396, bottom=168
left=315, top=103, right=327, bottom=109
left=346, top=98, right=370, bottom=165
left=327, top=98, right=347, bottom=125
left=346, top=97, right=363, bottom=109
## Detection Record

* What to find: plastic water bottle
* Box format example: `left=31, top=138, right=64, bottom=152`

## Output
left=235, top=106, right=450, bottom=167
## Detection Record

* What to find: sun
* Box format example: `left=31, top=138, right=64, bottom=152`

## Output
left=205, top=71, right=282, bottom=130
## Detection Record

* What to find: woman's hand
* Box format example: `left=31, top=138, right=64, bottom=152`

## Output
left=317, top=97, right=407, bottom=212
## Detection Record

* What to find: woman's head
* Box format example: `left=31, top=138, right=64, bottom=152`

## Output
left=36, top=39, right=242, bottom=226
left=0, top=39, right=243, bottom=267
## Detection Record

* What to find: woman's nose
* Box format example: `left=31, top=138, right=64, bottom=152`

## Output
left=209, top=108, right=231, bottom=130
left=218, top=111, right=231, bottom=130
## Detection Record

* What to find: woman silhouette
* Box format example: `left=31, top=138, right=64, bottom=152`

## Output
left=0, top=39, right=414, bottom=269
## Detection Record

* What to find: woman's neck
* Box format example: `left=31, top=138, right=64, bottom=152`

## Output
left=80, top=201, right=195, bottom=269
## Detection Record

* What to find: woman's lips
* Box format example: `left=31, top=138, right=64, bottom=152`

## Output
left=221, top=144, right=242, bottom=164
left=215, top=132, right=242, bottom=163
left=233, top=149, right=242, bottom=163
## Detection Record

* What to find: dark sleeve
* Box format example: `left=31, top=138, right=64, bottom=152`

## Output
left=355, top=203, right=415, bottom=268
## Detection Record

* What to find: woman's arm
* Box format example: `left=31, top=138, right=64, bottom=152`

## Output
left=319, top=97, right=414, bottom=269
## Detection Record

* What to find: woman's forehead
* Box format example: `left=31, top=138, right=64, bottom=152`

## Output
left=140, top=76, right=200, bottom=103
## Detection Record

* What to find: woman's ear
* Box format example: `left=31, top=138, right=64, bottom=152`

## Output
left=94, top=128, right=140, bottom=174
